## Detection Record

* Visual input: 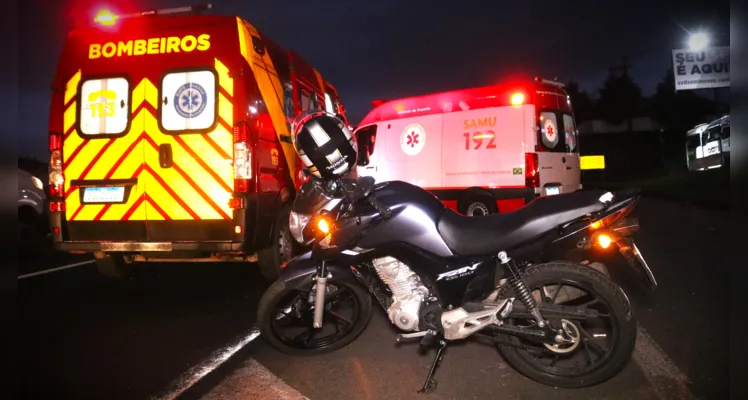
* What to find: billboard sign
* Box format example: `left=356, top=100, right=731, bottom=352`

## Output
left=672, top=46, right=730, bottom=90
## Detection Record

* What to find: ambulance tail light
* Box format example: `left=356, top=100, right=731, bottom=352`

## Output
left=525, top=152, right=539, bottom=189
left=233, top=122, right=253, bottom=193
left=49, top=132, right=65, bottom=199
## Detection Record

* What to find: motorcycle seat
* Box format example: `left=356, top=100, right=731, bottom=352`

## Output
left=437, top=189, right=611, bottom=256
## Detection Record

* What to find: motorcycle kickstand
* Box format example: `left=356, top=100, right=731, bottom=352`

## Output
left=417, top=339, right=447, bottom=394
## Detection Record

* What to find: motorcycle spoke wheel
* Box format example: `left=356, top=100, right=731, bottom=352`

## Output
left=504, top=280, right=618, bottom=377
left=269, top=285, right=360, bottom=351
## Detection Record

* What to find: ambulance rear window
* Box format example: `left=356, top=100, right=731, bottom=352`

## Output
left=79, top=76, right=131, bottom=137
left=538, top=111, right=577, bottom=153
left=160, top=69, right=217, bottom=133
left=563, top=114, right=577, bottom=152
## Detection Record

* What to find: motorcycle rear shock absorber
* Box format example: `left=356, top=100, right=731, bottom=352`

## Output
left=498, top=252, right=546, bottom=328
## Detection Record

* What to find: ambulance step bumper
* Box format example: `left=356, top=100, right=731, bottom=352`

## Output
left=54, top=241, right=244, bottom=252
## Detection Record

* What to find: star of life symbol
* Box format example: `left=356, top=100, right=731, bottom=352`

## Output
left=174, top=82, right=207, bottom=118
left=401, top=124, right=426, bottom=156
left=543, top=119, right=558, bottom=146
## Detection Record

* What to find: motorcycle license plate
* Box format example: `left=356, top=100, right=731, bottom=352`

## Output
left=546, top=187, right=560, bottom=195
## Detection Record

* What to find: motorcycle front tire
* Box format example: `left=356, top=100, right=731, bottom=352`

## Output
left=257, top=272, right=373, bottom=356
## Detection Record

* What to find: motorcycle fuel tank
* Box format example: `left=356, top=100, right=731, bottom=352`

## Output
left=356, top=181, right=454, bottom=258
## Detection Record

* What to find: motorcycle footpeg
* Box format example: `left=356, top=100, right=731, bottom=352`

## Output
left=395, top=330, right=430, bottom=345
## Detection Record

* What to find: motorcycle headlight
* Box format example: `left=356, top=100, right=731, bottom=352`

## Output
left=289, top=210, right=311, bottom=244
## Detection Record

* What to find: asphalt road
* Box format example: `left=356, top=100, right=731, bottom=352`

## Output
left=19, top=197, right=729, bottom=400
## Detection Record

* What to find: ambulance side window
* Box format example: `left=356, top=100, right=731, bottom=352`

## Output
left=160, top=69, right=217, bottom=133
left=298, top=87, right=319, bottom=111
left=79, top=77, right=130, bottom=137
left=283, top=84, right=294, bottom=118
left=355, top=125, right=377, bottom=166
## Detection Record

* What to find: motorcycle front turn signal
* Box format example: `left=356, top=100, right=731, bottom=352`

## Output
left=317, top=218, right=330, bottom=234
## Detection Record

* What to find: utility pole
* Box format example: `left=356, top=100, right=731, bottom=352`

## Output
left=608, top=56, right=632, bottom=78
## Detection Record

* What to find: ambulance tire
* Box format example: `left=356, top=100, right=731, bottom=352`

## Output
left=258, top=203, right=298, bottom=280
left=459, top=194, right=498, bottom=217
left=95, top=254, right=132, bottom=278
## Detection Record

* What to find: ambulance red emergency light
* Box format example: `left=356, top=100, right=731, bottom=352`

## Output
left=354, top=78, right=581, bottom=216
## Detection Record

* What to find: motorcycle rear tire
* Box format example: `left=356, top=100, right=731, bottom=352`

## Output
left=496, top=261, right=637, bottom=388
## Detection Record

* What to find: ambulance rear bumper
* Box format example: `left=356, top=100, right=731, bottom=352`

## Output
left=54, top=241, right=245, bottom=252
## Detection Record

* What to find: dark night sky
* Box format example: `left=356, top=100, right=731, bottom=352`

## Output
left=14, top=0, right=729, bottom=160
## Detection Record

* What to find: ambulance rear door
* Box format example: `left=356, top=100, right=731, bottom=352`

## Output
left=64, top=71, right=147, bottom=240
left=536, top=109, right=579, bottom=195
left=442, top=106, right=526, bottom=189
left=380, top=114, right=443, bottom=188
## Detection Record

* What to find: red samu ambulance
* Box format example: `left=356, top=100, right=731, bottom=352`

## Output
left=47, top=5, right=349, bottom=278
left=354, top=78, right=581, bottom=216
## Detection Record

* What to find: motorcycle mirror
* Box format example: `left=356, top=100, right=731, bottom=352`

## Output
left=358, top=176, right=375, bottom=197
left=298, top=168, right=311, bottom=182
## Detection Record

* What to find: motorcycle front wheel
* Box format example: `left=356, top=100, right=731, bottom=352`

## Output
left=495, top=261, right=637, bottom=388
left=257, top=273, right=373, bottom=356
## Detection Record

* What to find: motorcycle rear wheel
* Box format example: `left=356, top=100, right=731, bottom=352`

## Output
left=257, top=273, right=373, bottom=356
left=495, top=261, right=637, bottom=388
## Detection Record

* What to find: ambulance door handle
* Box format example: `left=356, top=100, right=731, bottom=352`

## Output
left=565, top=166, right=573, bottom=170
left=159, top=144, right=173, bottom=169
left=364, top=166, right=377, bottom=171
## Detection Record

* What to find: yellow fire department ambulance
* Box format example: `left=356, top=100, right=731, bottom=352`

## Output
left=47, top=5, right=349, bottom=278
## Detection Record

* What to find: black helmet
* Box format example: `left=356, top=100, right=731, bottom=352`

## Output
left=291, top=110, right=357, bottom=180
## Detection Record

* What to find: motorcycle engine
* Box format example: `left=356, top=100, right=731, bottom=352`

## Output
left=371, top=256, right=430, bottom=332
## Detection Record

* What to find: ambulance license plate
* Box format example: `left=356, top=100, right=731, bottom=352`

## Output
left=83, top=187, right=125, bottom=203
left=546, top=187, right=560, bottom=196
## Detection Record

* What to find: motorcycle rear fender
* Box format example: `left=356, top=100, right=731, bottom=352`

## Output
left=277, top=251, right=355, bottom=289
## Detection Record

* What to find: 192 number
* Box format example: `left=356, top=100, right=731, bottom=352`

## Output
left=464, top=130, right=497, bottom=150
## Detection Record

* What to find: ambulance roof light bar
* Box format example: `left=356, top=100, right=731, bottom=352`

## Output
left=534, top=76, right=566, bottom=88
left=95, top=4, right=213, bottom=25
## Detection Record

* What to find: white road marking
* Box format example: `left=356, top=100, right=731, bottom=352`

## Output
left=18, top=260, right=95, bottom=279
left=154, top=327, right=263, bottom=400
left=199, top=358, right=309, bottom=400
left=633, top=326, right=697, bottom=400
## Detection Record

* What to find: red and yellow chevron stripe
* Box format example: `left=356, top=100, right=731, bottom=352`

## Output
left=62, top=58, right=235, bottom=222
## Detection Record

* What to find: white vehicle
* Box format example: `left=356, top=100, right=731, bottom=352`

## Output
left=686, top=115, right=730, bottom=171
left=354, top=78, right=581, bottom=216
left=18, top=168, right=47, bottom=254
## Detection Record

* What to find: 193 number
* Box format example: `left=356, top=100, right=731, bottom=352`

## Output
left=464, top=130, right=497, bottom=150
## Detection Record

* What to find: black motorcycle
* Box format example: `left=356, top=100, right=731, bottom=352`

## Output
left=257, top=174, right=657, bottom=393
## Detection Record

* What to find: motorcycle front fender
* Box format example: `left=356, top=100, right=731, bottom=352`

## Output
left=277, top=251, right=356, bottom=289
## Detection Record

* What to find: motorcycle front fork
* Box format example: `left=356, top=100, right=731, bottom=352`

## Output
left=312, top=260, right=330, bottom=328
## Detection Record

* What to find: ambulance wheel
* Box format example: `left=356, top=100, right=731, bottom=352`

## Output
left=258, top=203, right=298, bottom=280
left=94, top=254, right=132, bottom=278
left=459, top=195, right=498, bottom=217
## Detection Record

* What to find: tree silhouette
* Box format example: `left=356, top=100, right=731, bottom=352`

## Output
left=597, top=73, right=643, bottom=129
left=650, top=69, right=722, bottom=132
left=565, top=80, right=596, bottom=123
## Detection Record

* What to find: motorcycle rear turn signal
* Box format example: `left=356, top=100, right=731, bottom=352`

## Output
left=597, top=233, right=612, bottom=249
